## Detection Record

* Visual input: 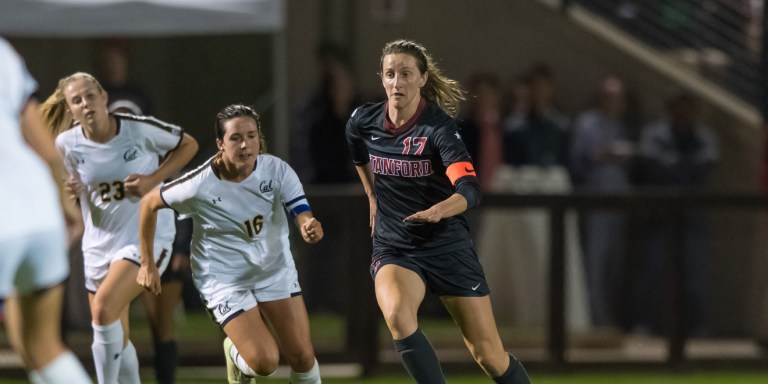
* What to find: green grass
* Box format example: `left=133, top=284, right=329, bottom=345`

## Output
left=3, top=372, right=768, bottom=383
left=4, top=312, right=768, bottom=383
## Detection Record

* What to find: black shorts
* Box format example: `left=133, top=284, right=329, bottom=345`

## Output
left=370, top=246, right=490, bottom=297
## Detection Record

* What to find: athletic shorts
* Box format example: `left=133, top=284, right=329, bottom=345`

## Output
left=84, top=243, right=171, bottom=293
left=0, top=228, right=69, bottom=297
left=370, top=246, right=491, bottom=297
left=202, top=266, right=302, bottom=328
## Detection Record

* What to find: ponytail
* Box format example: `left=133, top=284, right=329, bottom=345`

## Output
left=40, top=92, right=72, bottom=137
left=40, top=72, right=105, bottom=137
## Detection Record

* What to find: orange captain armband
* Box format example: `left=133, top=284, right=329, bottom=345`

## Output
left=445, top=161, right=476, bottom=185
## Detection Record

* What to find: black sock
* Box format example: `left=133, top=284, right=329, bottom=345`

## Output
left=393, top=329, right=445, bottom=384
left=493, top=353, right=531, bottom=384
left=154, top=340, right=178, bottom=384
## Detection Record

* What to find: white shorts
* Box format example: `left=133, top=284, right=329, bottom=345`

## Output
left=0, top=228, right=69, bottom=297
left=203, top=266, right=302, bottom=327
left=84, top=243, right=172, bottom=293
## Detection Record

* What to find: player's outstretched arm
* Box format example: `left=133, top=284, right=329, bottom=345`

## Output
left=354, top=164, right=377, bottom=236
left=21, top=99, right=83, bottom=243
left=125, top=132, right=199, bottom=198
left=137, top=188, right=167, bottom=295
left=403, top=193, right=469, bottom=224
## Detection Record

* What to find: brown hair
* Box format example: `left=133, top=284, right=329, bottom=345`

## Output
left=213, top=104, right=267, bottom=169
left=380, top=39, right=466, bottom=118
left=40, top=72, right=105, bottom=137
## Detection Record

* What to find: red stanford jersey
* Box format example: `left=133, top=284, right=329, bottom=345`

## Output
left=346, top=100, right=479, bottom=255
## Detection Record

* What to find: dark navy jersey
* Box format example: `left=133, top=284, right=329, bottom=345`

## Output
left=346, top=99, right=479, bottom=256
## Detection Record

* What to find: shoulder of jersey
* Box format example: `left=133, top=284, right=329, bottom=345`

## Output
left=425, top=102, right=452, bottom=122
left=115, top=113, right=182, bottom=135
left=420, top=102, right=454, bottom=133
left=350, top=101, right=385, bottom=121
left=164, top=156, right=214, bottom=190
left=55, top=125, right=80, bottom=146
left=258, top=153, right=289, bottom=170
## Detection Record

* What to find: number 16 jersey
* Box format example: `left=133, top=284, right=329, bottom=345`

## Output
left=160, top=154, right=311, bottom=298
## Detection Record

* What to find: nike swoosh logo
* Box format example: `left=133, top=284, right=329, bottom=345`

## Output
left=465, top=167, right=475, bottom=173
left=472, top=283, right=481, bottom=291
left=371, top=136, right=381, bottom=141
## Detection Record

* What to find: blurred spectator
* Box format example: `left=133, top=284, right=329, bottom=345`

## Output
left=746, top=0, right=764, bottom=54
left=294, top=42, right=364, bottom=184
left=477, top=65, right=590, bottom=330
left=459, top=72, right=505, bottom=192
left=570, top=75, right=635, bottom=328
left=101, top=45, right=183, bottom=383
left=503, top=63, right=571, bottom=169
left=633, top=90, right=718, bottom=335
left=97, top=39, right=152, bottom=115
left=292, top=42, right=367, bottom=314
left=638, top=91, right=718, bottom=186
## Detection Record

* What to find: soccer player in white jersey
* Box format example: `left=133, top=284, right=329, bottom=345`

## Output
left=0, top=37, right=92, bottom=383
left=137, top=104, right=323, bottom=384
left=40, top=72, right=198, bottom=384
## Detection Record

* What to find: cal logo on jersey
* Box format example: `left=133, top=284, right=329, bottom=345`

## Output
left=123, top=147, right=139, bottom=162
left=260, top=180, right=274, bottom=193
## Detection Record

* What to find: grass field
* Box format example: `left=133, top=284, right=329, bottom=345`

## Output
left=4, top=312, right=768, bottom=383
left=3, top=372, right=768, bottom=383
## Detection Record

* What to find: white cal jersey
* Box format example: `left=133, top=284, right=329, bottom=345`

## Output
left=161, top=154, right=311, bottom=297
left=55, top=113, right=181, bottom=267
left=0, top=37, right=63, bottom=241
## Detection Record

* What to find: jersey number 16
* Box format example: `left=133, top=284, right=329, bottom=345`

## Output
left=244, top=215, right=265, bottom=237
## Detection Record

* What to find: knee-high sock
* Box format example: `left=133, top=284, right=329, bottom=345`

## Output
left=229, top=342, right=257, bottom=377
left=289, top=358, right=320, bottom=384
left=28, top=350, right=91, bottom=384
left=492, top=353, right=531, bottom=384
left=118, top=341, right=140, bottom=384
left=393, top=329, right=445, bottom=384
left=91, top=320, right=123, bottom=384
left=154, top=340, right=178, bottom=384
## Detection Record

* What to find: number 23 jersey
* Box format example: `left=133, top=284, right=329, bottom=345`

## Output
left=55, top=113, right=181, bottom=259
left=160, top=154, right=310, bottom=295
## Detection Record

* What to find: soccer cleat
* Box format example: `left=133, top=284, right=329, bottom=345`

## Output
left=223, top=337, right=255, bottom=384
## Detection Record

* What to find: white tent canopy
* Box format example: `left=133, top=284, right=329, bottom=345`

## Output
left=0, top=0, right=289, bottom=156
left=0, top=0, right=283, bottom=37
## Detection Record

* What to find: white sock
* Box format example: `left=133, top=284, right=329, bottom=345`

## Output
left=117, top=341, right=140, bottom=384
left=91, top=320, right=123, bottom=384
left=228, top=342, right=258, bottom=377
left=290, top=358, right=321, bottom=384
left=28, top=350, right=92, bottom=384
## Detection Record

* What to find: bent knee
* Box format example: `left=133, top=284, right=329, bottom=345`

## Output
left=285, top=350, right=316, bottom=372
left=472, top=345, right=508, bottom=373
left=251, top=359, right=279, bottom=377
left=243, top=347, right=280, bottom=376
left=90, top=298, right=122, bottom=324
left=381, top=310, right=418, bottom=338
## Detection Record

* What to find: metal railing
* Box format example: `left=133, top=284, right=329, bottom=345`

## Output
left=306, top=188, right=768, bottom=374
